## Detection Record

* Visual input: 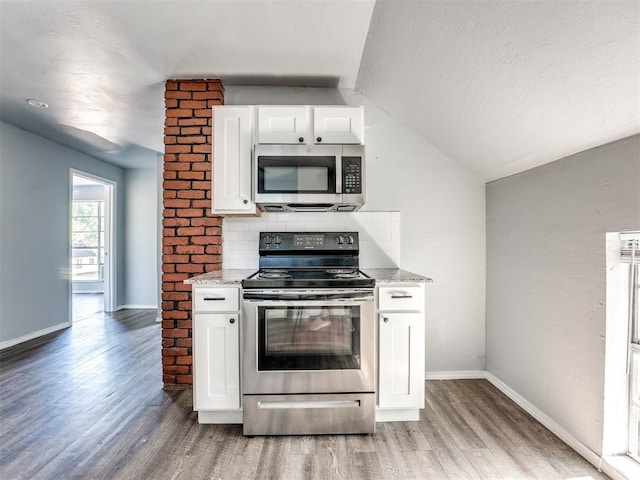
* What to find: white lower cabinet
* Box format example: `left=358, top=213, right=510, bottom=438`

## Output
left=378, top=312, right=425, bottom=409
left=193, top=313, right=240, bottom=410
left=376, top=284, right=426, bottom=422
left=192, top=286, right=242, bottom=423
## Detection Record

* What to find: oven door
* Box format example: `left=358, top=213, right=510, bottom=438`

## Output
left=242, top=289, right=375, bottom=395
left=254, top=144, right=343, bottom=205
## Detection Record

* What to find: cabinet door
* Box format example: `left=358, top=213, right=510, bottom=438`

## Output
left=313, top=106, right=364, bottom=144
left=194, top=313, right=240, bottom=410
left=257, top=106, right=310, bottom=144
left=212, top=106, right=255, bottom=214
left=378, top=313, right=425, bottom=409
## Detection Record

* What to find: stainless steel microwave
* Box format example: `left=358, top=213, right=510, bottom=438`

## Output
left=253, top=144, right=365, bottom=212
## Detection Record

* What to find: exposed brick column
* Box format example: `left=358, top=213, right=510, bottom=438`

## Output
left=162, top=79, right=224, bottom=387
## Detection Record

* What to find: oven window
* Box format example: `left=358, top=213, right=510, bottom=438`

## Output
left=258, top=306, right=360, bottom=370
left=257, top=156, right=336, bottom=194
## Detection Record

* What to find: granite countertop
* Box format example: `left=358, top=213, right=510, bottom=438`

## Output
left=362, top=268, right=433, bottom=284
left=185, top=268, right=431, bottom=285
left=184, top=269, right=256, bottom=285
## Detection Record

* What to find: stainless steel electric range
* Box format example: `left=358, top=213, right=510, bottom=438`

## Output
left=241, top=231, right=376, bottom=436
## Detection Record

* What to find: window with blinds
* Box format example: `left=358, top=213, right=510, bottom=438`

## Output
left=622, top=233, right=640, bottom=463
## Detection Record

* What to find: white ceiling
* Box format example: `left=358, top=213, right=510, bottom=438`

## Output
left=1, top=0, right=638, bottom=180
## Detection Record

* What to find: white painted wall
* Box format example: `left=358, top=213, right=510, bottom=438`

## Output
left=0, top=121, right=126, bottom=347
left=123, top=168, right=158, bottom=308
left=486, top=135, right=640, bottom=455
left=225, top=86, right=487, bottom=373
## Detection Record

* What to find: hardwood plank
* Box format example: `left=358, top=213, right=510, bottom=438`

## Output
left=0, top=303, right=612, bottom=480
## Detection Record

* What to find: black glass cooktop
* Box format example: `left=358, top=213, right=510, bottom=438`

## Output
left=242, top=268, right=374, bottom=289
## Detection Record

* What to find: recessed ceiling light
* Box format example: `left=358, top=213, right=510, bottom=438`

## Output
left=26, top=98, right=48, bottom=109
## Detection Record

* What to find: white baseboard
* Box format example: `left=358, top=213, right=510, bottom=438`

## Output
left=484, top=372, right=615, bottom=478
left=0, top=322, right=71, bottom=351
left=425, top=370, right=486, bottom=380
left=421, top=370, right=627, bottom=479
left=117, top=304, right=158, bottom=310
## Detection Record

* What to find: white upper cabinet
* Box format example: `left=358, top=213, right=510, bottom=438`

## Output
left=257, top=106, right=310, bottom=144
left=257, top=106, right=364, bottom=145
left=313, top=106, right=364, bottom=144
left=211, top=106, right=256, bottom=214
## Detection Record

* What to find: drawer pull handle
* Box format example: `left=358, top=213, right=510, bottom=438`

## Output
left=391, top=294, right=413, bottom=299
left=203, top=297, right=226, bottom=301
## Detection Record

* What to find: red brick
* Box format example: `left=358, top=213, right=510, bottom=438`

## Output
left=180, top=127, right=202, bottom=135
left=163, top=374, right=176, bottom=384
left=163, top=217, right=191, bottom=227
left=177, top=226, right=205, bottom=236
left=165, top=118, right=178, bottom=126
left=165, top=144, right=191, bottom=154
left=191, top=217, right=221, bottom=227
left=176, top=264, right=206, bottom=273
left=180, top=100, right=207, bottom=109
left=162, top=228, right=175, bottom=237
left=177, top=190, right=204, bottom=199
left=190, top=236, right=222, bottom=245
left=166, top=108, right=193, bottom=118
left=176, top=338, right=193, bottom=348
left=163, top=254, right=189, bottom=264
left=177, top=301, right=192, bottom=310
left=163, top=180, right=192, bottom=190
left=178, top=118, right=208, bottom=126
left=162, top=346, right=188, bottom=357
left=178, top=171, right=205, bottom=181
left=162, top=272, right=190, bottom=282
left=164, top=199, right=191, bottom=209
left=176, top=320, right=192, bottom=329
left=179, top=82, right=207, bottom=91
left=164, top=365, right=190, bottom=375
left=192, top=200, right=212, bottom=209
left=164, top=162, right=191, bottom=171
left=165, top=98, right=178, bottom=108
left=176, top=355, right=193, bottom=365
left=194, top=108, right=212, bottom=118
left=205, top=245, right=222, bottom=254
left=162, top=339, right=175, bottom=348
left=163, top=171, right=177, bottom=180
left=162, top=282, right=176, bottom=292
left=176, top=208, right=203, bottom=217
left=162, top=357, right=175, bottom=366
left=162, top=328, right=189, bottom=339
left=191, top=254, right=218, bottom=264
left=177, top=153, right=206, bottom=162
left=165, top=127, right=180, bottom=135
left=162, top=264, right=175, bottom=274
left=193, top=90, right=223, bottom=100
left=162, top=292, right=189, bottom=302
left=165, top=80, right=179, bottom=91
left=162, top=310, right=189, bottom=320
left=175, top=375, right=193, bottom=384
left=191, top=181, right=211, bottom=190
left=177, top=135, right=206, bottom=144
left=165, top=90, right=191, bottom=99
left=192, top=162, right=211, bottom=171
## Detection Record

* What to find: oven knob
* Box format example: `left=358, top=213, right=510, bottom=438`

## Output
left=274, top=235, right=282, bottom=245
left=335, top=235, right=344, bottom=245
left=346, top=235, right=354, bottom=245
left=264, top=235, right=272, bottom=245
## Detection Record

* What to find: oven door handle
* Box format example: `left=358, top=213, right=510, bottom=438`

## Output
left=242, top=291, right=374, bottom=302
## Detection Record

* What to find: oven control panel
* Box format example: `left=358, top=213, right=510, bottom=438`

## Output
left=259, top=231, right=359, bottom=251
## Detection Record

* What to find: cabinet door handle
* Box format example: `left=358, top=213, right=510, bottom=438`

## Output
left=383, top=317, right=389, bottom=323
left=229, top=318, right=235, bottom=324
left=243, top=199, right=248, bottom=204
left=203, top=297, right=226, bottom=301
left=298, top=137, right=304, bottom=143
left=391, top=294, right=413, bottom=299
left=316, top=136, right=322, bottom=142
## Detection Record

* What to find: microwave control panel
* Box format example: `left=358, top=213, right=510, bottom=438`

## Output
left=342, top=157, right=362, bottom=194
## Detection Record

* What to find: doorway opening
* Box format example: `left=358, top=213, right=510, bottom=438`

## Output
left=70, top=171, right=116, bottom=321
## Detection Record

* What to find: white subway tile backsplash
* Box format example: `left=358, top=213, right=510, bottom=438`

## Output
left=221, top=211, right=401, bottom=269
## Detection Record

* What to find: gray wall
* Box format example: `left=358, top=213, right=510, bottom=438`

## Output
left=225, top=86, right=487, bottom=374
left=486, top=135, right=640, bottom=454
left=0, top=121, right=125, bottom=346
left=124, top=168, right=158, bottom=308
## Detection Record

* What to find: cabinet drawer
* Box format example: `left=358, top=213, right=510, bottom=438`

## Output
left=193, top=287, right=239, bottom=312
left=378, top=286, right=424, bottom=312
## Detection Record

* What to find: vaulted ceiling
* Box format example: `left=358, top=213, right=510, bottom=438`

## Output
left=1, top=0, right=638, bottom=180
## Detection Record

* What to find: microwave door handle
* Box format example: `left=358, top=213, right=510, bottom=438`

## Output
left=336, top=154, right=342, bottom=194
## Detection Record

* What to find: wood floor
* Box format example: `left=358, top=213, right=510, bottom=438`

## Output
left=0, top=300, right=610, bottom=480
